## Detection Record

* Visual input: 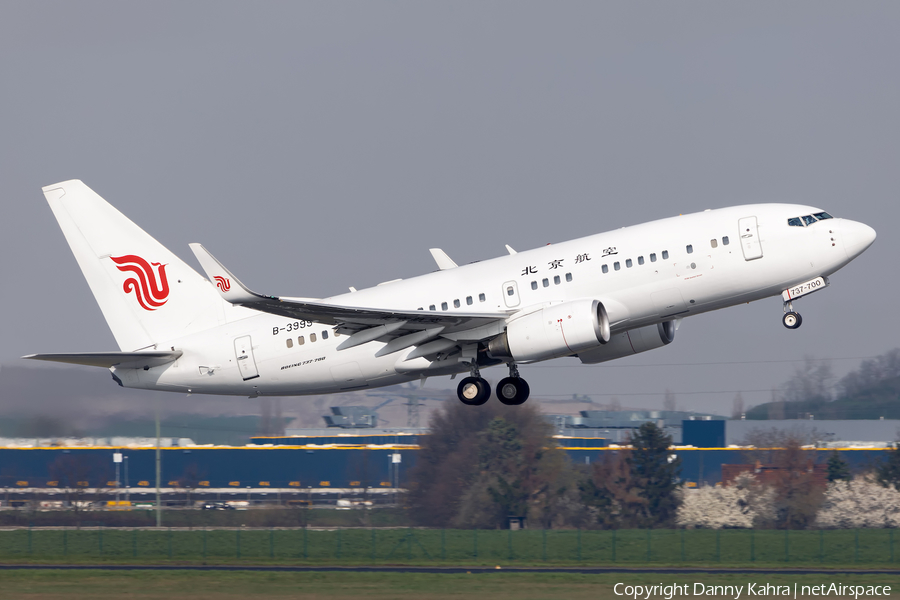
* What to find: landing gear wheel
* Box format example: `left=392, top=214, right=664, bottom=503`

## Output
left=782, top=311, right=802, bottom=329
left=457, top=377, right=491, bottom=405
left=496, top=377, right=530, bottom=406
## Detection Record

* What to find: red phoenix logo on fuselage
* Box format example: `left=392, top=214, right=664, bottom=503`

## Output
left=214, top=276, right=231, bottom=292
left=111, top=255, right=170, bottom=311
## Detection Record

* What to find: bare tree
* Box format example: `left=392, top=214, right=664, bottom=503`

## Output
left=839, top=348, right=900, bottom=399
left=663, top=389, right=677, bottom=412
left=781, top=356, right=834, bottom=404
left=273, top=397, right=285, bottom=436
left=48, top=455, right=109, bottom=520
left=258, top=398, right=273, bottom=435
left=731, top=393, right=744, bottom=419
left=0, top=466, right=19, bottom=509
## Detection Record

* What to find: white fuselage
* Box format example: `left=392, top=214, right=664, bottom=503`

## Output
left=114, top=203, right=872, bottom=397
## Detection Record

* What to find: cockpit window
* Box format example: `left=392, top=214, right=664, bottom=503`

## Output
left=788, top=217, right=803, bottom=227
left=813, top=211, right=833, bottom=220
left=801, top=215, right=818, bottom=226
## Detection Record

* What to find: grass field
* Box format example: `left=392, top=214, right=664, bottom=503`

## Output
left=0, top=571, right=898, bottom=600
left=0, top=527, right=898, bottom=568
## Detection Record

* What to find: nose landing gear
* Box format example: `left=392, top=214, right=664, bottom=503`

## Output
left=782, top=300, right=802, bottom=330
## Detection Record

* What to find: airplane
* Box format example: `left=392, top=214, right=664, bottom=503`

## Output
left=24, top=180, right=876, bottom=406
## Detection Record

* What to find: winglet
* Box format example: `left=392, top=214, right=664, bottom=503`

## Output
left=188, top=243, right=262, bottom=304
left=429, top=248, right=458, bottom=270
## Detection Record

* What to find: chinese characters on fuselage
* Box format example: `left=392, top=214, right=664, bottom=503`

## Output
left=521, top=252, right=592, bottom=276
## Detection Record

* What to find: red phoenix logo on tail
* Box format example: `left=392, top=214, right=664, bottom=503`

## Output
left=214, top=276, right=231, bottom=292
left=110, top=255, right=170, bottom=311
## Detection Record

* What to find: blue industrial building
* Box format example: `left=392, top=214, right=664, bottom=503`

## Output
left=0, top=438, right=892, bottom=494
left=0, top=417, right=895, bottom=502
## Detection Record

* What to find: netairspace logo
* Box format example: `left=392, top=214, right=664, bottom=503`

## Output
left=613, top=582, right=892, bottom=600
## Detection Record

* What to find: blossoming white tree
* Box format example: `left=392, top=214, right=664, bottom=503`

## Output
left=815, top=476, right=900, bottom=529
left=677, top=473, right=775, bottom=529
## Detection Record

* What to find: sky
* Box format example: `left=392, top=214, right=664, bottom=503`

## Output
left=1, top=2, right=898, bottom=421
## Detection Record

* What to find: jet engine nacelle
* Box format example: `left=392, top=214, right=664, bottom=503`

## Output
left=576, top=321, right=676, bottom=364
left=488, top=299, right=617, bottom=362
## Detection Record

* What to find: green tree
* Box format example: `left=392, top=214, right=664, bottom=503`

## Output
left=407, top=401, right=576, bottom=529
left=769, top=435, right=824, bottom=529
left=628, top=422, right=681, bottom=527
left=876, top=443, right=900, bottom=491
left=579, top=450, right=646, bottom=529
left=826, top=450, right=851, bottom=482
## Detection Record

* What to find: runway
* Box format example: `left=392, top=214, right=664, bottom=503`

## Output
left=2, top=564, right=899, bottom=575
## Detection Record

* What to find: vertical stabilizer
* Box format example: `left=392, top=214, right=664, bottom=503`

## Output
left=42, top=180, right=228, bottom=351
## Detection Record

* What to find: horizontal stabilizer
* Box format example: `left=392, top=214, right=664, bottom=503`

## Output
left=22, top=351, right=182, bottom=369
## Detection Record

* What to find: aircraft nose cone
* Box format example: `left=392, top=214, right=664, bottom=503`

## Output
left=841, top=219, right=877, bottom=259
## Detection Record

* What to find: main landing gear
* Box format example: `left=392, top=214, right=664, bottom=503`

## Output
left=496, top=363, right=530, bottom=406
left=782, top=300, right=802, bottom=330
left=456, top=363, right=531, bottom=406
left=457, top=374, right=491, bottom=405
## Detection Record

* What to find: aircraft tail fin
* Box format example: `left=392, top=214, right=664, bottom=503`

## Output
left=42, top=180, right=229, bottom=351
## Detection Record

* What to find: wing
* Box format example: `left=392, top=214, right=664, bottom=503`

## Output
left=189, top=244, right=509, bottom=354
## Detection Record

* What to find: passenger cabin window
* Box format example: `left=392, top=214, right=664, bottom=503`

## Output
left=310, top=333, right=317, bottom=343
left=286, top=338, right=293, bottom=348
left=638, top=256, right=644, bottom=265
left=506, top=287, right=514, bottom=296
left=614, top=262, right=621, bottom=271
left=441, top=301, right=448, bottom=310
left=322, top=330, right=329, bottom=340
left=686, top=244, right=693, bottom=254
left=662, top=250, right=669, bottom=260
left=466, top=296, right=473, bottom=305
left=722, top=236, right=729, bottom=246
left=453, top=299, right=460, bottom=308
left=298, top=336, right=305, bottom=345
left=565, top=273, right=572, bottom=282
left=429, top=305, right=436, bottom=311
left=542, top=278, right=549, bottom=287
left=553, top=275, right=560, bottom=284
left=710, top=239, right=717, bottom=248
left=650, top=253, right=657, bottom=262
left=531, top=281, right=538, bottom=290
left=626, top=258, right=633, bottom=268
left=802, top=215, right=818, bottom=226
left=602, top=264, right=609, bottom=274
left=479, top=293, right=486, bottom=302
left=788, top=217, right=803, bottom=227
left=813, top=211, right=833, bottom=220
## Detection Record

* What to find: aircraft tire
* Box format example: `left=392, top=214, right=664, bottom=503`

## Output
left=782, top=311, right=802, bottom=329
left=496, top=377, right=530, bottom=406
left=457, top=377, right=491, bottom=405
